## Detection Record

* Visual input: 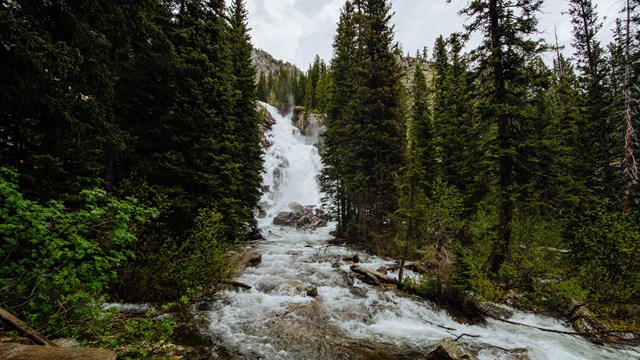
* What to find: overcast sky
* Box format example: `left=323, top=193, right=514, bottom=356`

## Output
left=245, top=0, right=623, bottom=69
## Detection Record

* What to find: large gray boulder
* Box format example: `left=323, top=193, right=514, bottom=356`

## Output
left=425, top=339, right=477, bottom=360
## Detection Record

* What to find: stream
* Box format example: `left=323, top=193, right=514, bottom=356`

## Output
left=204, top=103, right=640, bottom=359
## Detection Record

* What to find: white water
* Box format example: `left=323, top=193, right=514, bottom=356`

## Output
left=205, top=103, right=640, bottom=359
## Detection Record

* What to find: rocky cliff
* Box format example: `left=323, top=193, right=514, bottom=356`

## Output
left=251, top=48, right=302, bottom=82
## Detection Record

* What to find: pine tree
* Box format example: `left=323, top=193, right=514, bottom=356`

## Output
left=322, top=0, right=359, bottom=231
left=432, top=34, right=485, bottom=208
left=227, top=0, right=263, bottom=224
left=322, top=0, right=405, bottom=244
left=410, top=62, right=434, bottom=190
left=457, top=0, right=545, bottom=273
left=568, top=0, right=617, bottom=201
left=257, top=72, right=268, bottom=101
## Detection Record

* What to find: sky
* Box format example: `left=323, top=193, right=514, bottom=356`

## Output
left=245, top=0, right=624, bottom=70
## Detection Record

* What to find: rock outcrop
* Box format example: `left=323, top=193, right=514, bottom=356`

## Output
left=257, top=102, right=277, bottom=148
left=424, top=339, right=477, bottom=360
left=251, top=48, right=301, bottom=82
left=291, top=107, right=325, bottom=152
left=272, top=203, right=328, bottom=230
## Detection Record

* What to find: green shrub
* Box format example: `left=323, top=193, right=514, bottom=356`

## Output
left=564, top=205, right=640, bottom=306
left=0, top=167, right=157, bottom=337
left=115, top=208, right=237, bottom=302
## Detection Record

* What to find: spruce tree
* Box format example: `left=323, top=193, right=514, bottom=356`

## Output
left=323, top=0, right=405, bottom=244
left=322, top=0, right=359, bottom=231
left=568, top=0, right=617, bottom=201
left=457, top=0, right=545, bottom=273
left=227, top=0, right=263, bottom=224
left=410, top=62, right=434, bottom=190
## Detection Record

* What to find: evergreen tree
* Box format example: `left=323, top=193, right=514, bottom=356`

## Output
left=322, top=0, right=405, bottom=244
left=432, top=34, right=485, bottom=208
left=257, top=72, right=268, bottom=101
left=410, top=62, right=434, bottom=190
left=458, top=0, right=545, bottom=273
left=322, top=0, right=359, bottom=230
left=227, top=0, right=263, bottom=224
left=568, top=0, right=617, bottom=201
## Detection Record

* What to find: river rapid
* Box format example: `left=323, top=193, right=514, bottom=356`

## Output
left=204, top=103, right=640, bottom=360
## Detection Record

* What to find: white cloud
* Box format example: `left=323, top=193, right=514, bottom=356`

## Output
left=245, top=0, right=626, bottom=69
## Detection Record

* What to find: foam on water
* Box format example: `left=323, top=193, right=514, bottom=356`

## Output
left=205, top=103, right=640, bottom=359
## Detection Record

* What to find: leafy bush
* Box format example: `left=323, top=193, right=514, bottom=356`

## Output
left=564, top=205, right=640, bottom=306
left=115, top=208, right=237, bottom=302
left=0, top=167, right=157, bottom=336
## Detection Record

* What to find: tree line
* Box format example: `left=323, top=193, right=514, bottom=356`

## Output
left=321, top=0, right=640, bottom=331
left=1, top=0, right=262, bottom=345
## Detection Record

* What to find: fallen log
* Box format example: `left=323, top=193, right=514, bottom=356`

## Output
left=385, top=262, right=432, bottom=274
left=350, top=265, right=397, bottom=286
left=223, top=281, right=252, bottom=290
left=0, top=307, right=56, bottom=346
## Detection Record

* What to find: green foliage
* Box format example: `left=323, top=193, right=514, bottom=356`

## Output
left=88, top=308, right=176, bottom=359
left=322, top=0, right=405, bottom=244
left=564, top=205, right=640, bottom=305
left=402, top=276, right=439, bottom=299
left=116, top=208, right=237, bottom=302
left=0, top=167, right=157, bottom=336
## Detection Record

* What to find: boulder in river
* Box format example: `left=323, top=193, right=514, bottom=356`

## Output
left=272, top=206, right=329, bottom=230
left=425, top=339, right=477, bottom=360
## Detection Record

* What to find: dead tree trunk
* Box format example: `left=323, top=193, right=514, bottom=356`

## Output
left=623, top=0, right=637, bottom=215
left=0, top=307, right=56, bottom=346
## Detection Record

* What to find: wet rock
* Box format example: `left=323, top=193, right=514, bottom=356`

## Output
left=0, top=343, right=116, bottom=360
left=255, top=206, right=267, bottom=219
left=274, top=212, right=293, bottom=226
left=344, top=254, right=360, bottom=263
left=247, top=227, right=264, bottom=241
left=52, top=338, right=79, bottom=348
left=277, top=281, right=318, bottom=297
left=479, top=347, right=530, bottom=360
left=425, top=339, right=477, bottom=360
left=297, top=215, right=311, bottom=226
left=245, top=250, right=262, bottom=267
left=231, top=249, right=262, bottom=271
left=467, top=292, right=514, bottom=320
left=306, top=285, right=318, bottom=297
left=272, top=206, right=330, bottom=230
left=288, top=202, right=304, bottom=211
left=560, top=298, right=608, bottom=344
left=376, top=266, right=388, bottom=275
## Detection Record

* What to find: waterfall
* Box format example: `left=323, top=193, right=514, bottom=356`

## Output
left=204, top=103, right=640, bottom=360
left=259, top=102, right=323, bottom=219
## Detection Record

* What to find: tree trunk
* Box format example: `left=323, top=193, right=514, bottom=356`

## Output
left=486, top=0, right=513, bottom=274
left=623, top=0, right=636, bottom=215
left=398, top=179, right=415, bottom=288
left=0, top=307, right=56, bottom=346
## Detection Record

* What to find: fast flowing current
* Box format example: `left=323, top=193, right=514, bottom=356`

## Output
left=205, top=103, right=640, bottom=359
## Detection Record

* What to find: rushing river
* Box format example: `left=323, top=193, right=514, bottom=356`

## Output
left=204, top=103, right=640, bottom=360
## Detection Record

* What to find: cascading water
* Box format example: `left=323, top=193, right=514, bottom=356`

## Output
left=205, top=103, right=640, bottom=359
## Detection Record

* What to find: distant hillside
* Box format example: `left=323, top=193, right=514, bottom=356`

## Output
left=251, top=48, right=302, bottom=82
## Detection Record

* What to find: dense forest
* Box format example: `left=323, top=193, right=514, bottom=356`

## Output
left=317, top=0, right=640, bottom=340
left=1, top=0, right=263, bottom=354
left=1, top=0, right=640, bottom=356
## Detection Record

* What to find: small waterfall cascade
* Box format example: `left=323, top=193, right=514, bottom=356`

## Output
left=204, top=102, right=640, bottom=360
